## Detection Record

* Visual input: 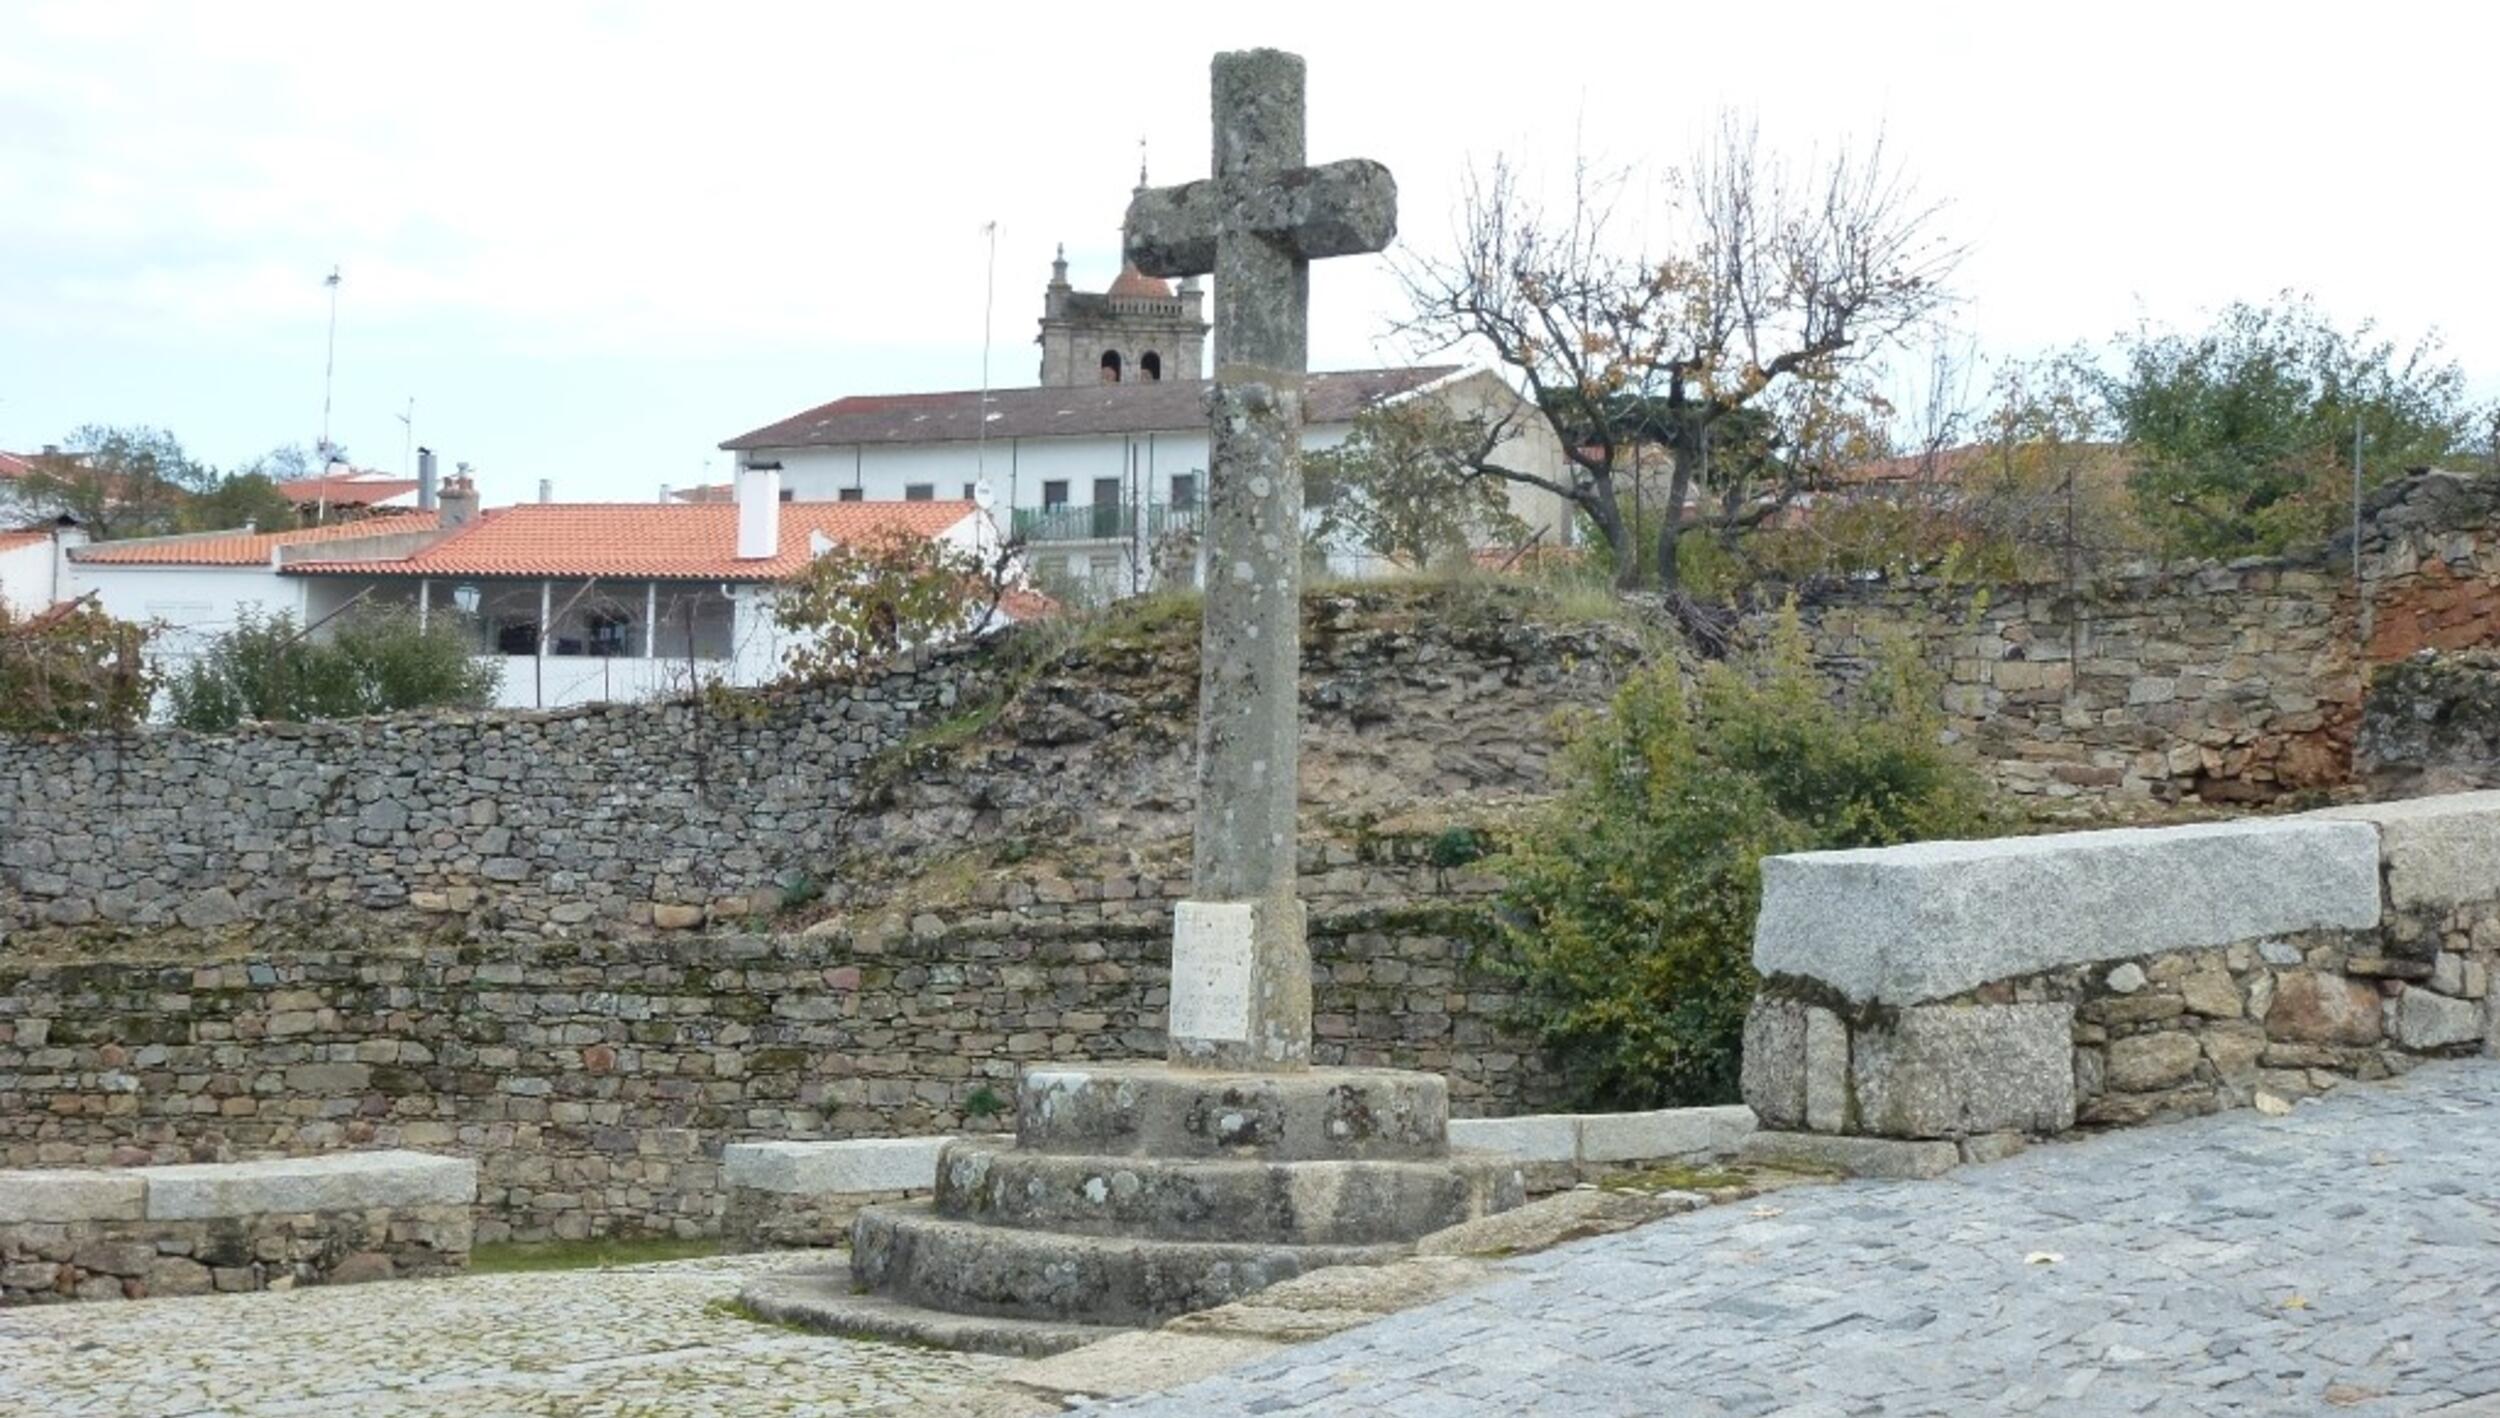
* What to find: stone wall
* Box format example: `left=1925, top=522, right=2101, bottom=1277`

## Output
left=1776, top=468, right=2500, bottom=809
left=1741, top=792, right=2500, bottom=1175
left=0, top=856, right=1562, bottom=1242
left=0, top=652, right=991, bottom=938
left=0, top=1151, right=474, bottom=1305
left=2357, top=648, right=2500, bottom=798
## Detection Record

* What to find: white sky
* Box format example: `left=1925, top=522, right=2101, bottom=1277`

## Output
left=1, top=0, right=2493, bottom=504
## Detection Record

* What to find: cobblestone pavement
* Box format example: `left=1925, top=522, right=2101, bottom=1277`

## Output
left=0, top=1250, right=1011, bottom=1417
left=1114, top=1061, right=2500, bottom=1417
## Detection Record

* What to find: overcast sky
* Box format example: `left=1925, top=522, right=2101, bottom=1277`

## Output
left=2, top=0, right=2492, bottom=505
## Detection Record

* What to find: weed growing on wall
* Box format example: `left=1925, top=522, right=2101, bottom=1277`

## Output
left=1494, top=608, right=1995, bottom=1106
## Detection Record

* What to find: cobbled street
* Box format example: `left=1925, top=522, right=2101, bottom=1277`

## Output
left=1114, top=1061, right=2500, bottom=1417
left=0, top=1250, right=1012, bottom=1417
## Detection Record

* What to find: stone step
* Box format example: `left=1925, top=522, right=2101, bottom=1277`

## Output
left=1016, top=1062, right=1448, bottom=1161
left=851, top=1200, right=1408, bottom=1326
left=736, top=1262, right=1124, bottom=1358
left=930, top=1140, right=1523, bottom=1244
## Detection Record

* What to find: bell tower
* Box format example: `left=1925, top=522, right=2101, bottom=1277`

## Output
left=1036, top=156, right=1210, bottom=386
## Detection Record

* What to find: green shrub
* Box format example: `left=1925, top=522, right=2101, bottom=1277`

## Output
left=167, top=605, right=500, bottom=731
left=1492, top=612, right=1995, bottom=1107
left=0, top=599, right=155, bottom=734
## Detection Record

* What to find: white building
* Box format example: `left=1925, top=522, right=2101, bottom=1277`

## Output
left=721, top=365, right=1572, bottom=599
left=0, top=520, right=81, bottom=617
left=65, top=468, right=1008, bottom=712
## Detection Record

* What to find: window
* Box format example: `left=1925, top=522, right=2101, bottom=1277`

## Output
left=1092, top=477, right=1122, bottom=538
left=495, top=620, right=539, bottom=655
left=1042, top=480, right=1069, bottom=508
left=904, top=484, right=934, bottom=502
left=586, top=612, right=632, bottom=658
left=962, top=482, right=978, bottom=500
left=837, top=487, right=863, bottom=502
left=777, top=487, right=794, bottom=503
left=1139, top=351, right=1162, bottom=381
left=1099, top=349, right=1123, bottom=383
left=1169, top=473, right=1199, bottom=510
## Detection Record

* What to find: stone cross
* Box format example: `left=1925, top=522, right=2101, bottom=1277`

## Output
left=1125, top=49, right=1396, bottom=1070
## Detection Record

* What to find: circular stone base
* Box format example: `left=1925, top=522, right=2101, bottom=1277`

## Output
left=931, top=1140, right=1524, bottom=1244
left=1015, top=1063, right=1449, bottom=1161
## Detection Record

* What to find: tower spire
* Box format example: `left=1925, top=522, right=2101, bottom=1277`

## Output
left=1137, top=135, right=1148, bottom=193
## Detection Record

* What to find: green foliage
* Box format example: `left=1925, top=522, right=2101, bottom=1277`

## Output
left=963, top=1084, right=1008, bottom=1120
left=17, top=425, right=207, bottom=540
left=183, top=471, right=301, bottom=533
left=773, top=528, right=1005, bottom=681
left=166, top=606, right=501, bottom=731
left=1428, top=826, right=1489, bottom=869
left=2095, top=294, right=2484, bottom=557
left=1493, top=612, right=1994, bottom=1107
left=1305, top=401, right=1528, bottom=571
left=0, top=599, right=156, bottom=734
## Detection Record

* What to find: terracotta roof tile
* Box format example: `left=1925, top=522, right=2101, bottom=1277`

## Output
left=277, top=476, right=420, bottom=505
left=1105, top=261, right=1174, bottom=301
left=722, top=366, right=1460, bottom=451
left=284, top=501, right=981, bottom=581
left=71, top=514, right=442, bottom=567
left=0, top=451, right=36, bottom=480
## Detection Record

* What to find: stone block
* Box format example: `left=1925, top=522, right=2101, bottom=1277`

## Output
left=722, top=1137, right=967, bottom=1196
left=1754, top=818, right=2381, bottom=1005
left=1740, top=999, right=1846, bottom=1133
left=143, top=1151, right=477, bottom=1222
left=2315, top=791, right=2500, bottom=912
left=2106, top=1031, right=2203, bottom=1091
left=2391, top=987, right=2484, bottom=1050
left=0, top=1168, right=145, bottom=1223
left=1444, top=1114, right=1577, bottom=1163
left=1573, top=1105, right=1756, bottom=1164
left=2265, top=971, right=2383, bottom=1046
left=1737, top=1131, right=1961, bottom=1180
left=1848, top=1004, right=2076, bottom=1138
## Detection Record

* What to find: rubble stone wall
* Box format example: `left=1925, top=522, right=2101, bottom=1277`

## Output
left=0, top=863, right=1563, bottom=1242
left=1774, top=469, right=2500, bottom=808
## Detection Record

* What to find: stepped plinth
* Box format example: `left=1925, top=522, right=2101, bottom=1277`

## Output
left=737, top=50, right=1522, bottom=1358
left=739, top=1063, right=1522, bottom=1353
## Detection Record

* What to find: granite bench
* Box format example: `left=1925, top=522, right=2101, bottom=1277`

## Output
left=0, top=1150, right=475, bottom=1304
left=1740, top=790, right=2500, bottom=1176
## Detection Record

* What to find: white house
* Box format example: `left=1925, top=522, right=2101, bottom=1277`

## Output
left=0, top=520, right=81, bottom=617
left=65, top=466, right=1008, bottom=712
left=720, top=365, right=1574, bottom=600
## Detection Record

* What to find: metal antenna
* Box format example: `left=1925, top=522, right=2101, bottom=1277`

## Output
left=978, top=220, right=998, bottom=501
left=319, top=266, right=342, bottom=460
left=396, top=397, right=415, bottom=479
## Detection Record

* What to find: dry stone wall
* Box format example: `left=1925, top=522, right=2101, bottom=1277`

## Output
left=0, top=857, right=1561, bottom=1241
left=1775, top=468, right=2500, bottom=809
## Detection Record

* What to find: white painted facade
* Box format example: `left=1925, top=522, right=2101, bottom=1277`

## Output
left=0, top=527, right=79, bottom=615
left=68, top=560, right=313, bottom=671
left=740, top=369, right=1573, bottom=599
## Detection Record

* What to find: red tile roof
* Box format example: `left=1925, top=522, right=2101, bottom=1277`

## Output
left=277, top=475, right=420, bottom=505
left=70, top=514, right=442, bottom=566
left=0, top=528, right=54, bottom=554
left=1106, top=261, right=1174, bottom=301
left=0, top=451, right=36, bottom=480
left=284, top=501, right=982, bottom=581
left=723, top=366, right=1460, bottom=451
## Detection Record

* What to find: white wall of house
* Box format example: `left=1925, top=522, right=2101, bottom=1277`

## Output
left=66, top=560, right=311, bottom=669
left=0, top=531, right=76, bottom=615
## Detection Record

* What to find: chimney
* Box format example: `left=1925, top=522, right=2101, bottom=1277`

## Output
left=417, top=447, right=439, bottom=511
left=658, top=483, right=673, bottom=505
left=439, top=473, right=481, bottom=529
left=736, top=462, right=781, bottom=560
left=537, top=478, right=553, bottom=504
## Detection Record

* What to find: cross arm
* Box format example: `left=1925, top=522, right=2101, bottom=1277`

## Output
left=1124, top=158, right=1399, bottom=279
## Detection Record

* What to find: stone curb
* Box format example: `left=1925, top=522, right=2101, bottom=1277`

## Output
left=723, top=1135, right=1008, bottom=1195
left=1449, top=1104, right=1755, bottom=1164
left=140, top=1152, right=477, bottom=1222
left=0, top=1168, right=147, bottom=1223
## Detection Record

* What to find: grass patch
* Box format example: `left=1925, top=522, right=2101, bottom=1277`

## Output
left=468, top=1235, right=723, bottom=1274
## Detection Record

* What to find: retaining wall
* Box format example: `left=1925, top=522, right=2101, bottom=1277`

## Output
left=0, top=1149, right=473, bottom=1305
left=1740, top=789, right=2500, bottom=1175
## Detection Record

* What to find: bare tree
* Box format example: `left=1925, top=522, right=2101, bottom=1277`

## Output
left=1397, top=118, right=1958, bottom=593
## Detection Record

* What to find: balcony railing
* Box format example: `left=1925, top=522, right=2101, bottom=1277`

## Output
left=1014, top=502, right=1203, bottom=543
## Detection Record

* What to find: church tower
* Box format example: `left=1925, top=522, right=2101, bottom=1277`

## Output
left=1036, top=162, right=1210, bottom=386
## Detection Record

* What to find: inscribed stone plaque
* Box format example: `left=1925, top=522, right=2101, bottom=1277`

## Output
left=1169, top=901, right=1257, bottom=1044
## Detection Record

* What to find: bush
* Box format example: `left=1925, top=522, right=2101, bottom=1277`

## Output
left=773, top=528, right=1008, bottom=681
left=167, top=606, right=500, bottom=730
left=0, top=598, right=154, bottom=733
left=1492, top=613, right=1995, bottom=1106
